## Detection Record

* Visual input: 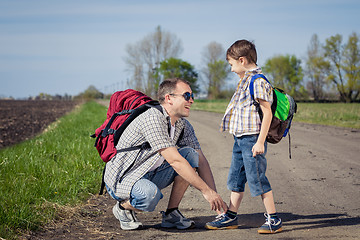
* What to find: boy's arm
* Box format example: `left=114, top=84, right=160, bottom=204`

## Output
left=252, top=99, right=272, bottom=157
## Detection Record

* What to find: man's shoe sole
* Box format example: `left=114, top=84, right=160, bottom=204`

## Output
left=205, top=224, right=238, bottom=230
left=258, top=227, right=283, bottom=234
left=113, top=205, right=143, bottom=231
left=161, top=222, right=195, bottom=230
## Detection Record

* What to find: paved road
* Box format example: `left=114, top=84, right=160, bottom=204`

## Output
left=29, top=109, right=360, bottom=240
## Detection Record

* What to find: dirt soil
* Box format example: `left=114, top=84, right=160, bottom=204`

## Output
left=0, top=100, right=78, bottom=148
left=22, top=106, right=360, bottom=239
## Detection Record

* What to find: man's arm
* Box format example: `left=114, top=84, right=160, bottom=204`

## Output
left=196, top=149, right=217, bottom=192
left=159, top=147, right=227, bottom=212
left=197, top=149, right=225, bottom=214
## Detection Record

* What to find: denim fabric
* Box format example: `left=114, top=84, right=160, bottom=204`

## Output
left=107, top=147, right=199, bottom=212
left=227, top=135, right=272, bottom=197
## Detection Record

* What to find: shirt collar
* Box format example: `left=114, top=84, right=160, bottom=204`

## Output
left=241, top=67, right=263, bottom=90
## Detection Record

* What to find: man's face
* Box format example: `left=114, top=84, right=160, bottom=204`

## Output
left=169, top=81, right=194, bottom=119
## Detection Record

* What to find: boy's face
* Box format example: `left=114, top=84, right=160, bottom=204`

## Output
left=228, top=57, right=246, bottom=76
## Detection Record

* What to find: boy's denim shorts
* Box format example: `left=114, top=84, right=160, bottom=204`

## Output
left=106, top=146, right=199, bottom=211
left=227, top=134, right=272, bottom=197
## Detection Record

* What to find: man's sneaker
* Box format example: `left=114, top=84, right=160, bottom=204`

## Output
left=112, top=202, right=143, bottom=230
left=205, top=213, right=238, bottom=230
left=161, top=209, right=195, bottom=229
left=257, top=213, right=283, bottom=234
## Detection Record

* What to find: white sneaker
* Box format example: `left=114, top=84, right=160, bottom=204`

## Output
left=112, top=202, right=143, bottom=230
left=161, top=209, right=195, bottom=229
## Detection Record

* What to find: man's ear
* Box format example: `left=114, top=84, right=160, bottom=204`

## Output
left=165, top=94, right=173, bottom=105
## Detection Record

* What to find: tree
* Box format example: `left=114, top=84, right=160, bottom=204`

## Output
left=305, top=34, right=331, bottom=101
left=343, top=33, right=360, bottom=101
left=263, top=54, right=306, bottom=99
left=156, top=58, right=199, bottom=93
left=201, top=42, right=230, bottom=99
left=125, top=26, right=183, bottom=97
left=76, top=85, right=103, bottom=100
left=323, top=33, right=360, bottom=102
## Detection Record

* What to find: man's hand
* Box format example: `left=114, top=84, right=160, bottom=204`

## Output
left=202, top=188, right=228, bottom=212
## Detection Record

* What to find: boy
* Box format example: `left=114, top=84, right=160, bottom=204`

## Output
left=205, top=40, right=282, bottom=234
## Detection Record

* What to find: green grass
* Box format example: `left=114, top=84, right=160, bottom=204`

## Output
left=295, top=103, right=360, bottom=129
left=192, top=99, right=229, bottom=113
left=192, top=100, right=360, bottom=129
left=0, top=101, right=107, bottom=239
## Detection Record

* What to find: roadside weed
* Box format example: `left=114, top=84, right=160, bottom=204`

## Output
left=0, top=101, right=106, bottom=239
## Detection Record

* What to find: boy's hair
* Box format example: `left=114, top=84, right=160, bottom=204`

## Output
left=226, top=40, right=257, bottom=65
left=158, top=78, right=190, bottom=103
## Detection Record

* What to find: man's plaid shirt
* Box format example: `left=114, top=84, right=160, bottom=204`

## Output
left=104, top=105, right=201, bottom=200
left=220, top=67, right=273, bottom=136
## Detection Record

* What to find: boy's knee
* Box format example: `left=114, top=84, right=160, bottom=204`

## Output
left=178, top=147, right=199, bottom=168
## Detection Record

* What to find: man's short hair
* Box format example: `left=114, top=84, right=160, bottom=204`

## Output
left=226, top=39, right=257, bottom=65
left=158, top=78, right=190, bottom=103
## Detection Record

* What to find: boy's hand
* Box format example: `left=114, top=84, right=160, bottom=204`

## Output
left=252, top=141, right=265, bottom=157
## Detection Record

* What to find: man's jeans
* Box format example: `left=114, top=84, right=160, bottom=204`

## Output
left=107, top=147, right=199, bottom=211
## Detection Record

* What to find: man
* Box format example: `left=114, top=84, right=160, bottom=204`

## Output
left=104, top=78, right=227, bottom=230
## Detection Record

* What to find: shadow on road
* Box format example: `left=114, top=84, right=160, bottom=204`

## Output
left=142, top=212, right=360, bottom=234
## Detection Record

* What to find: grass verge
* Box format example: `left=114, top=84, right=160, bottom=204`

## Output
left=192, top=99, right=360, bottom=129
left=0, top=101, right=107, bottom=239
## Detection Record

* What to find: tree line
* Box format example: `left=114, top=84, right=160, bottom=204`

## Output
left=124, top=26, right=360, bottom=103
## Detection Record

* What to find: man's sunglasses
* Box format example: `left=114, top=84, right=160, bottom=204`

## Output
left=169, top=92, right=194, bottom=101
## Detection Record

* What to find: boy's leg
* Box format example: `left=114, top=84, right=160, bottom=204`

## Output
left=227, top=136, right=247, bottom=212
left=241, top=135, right=272, bottom=198
left=229, top=191, right=244, bottom=212
left=206, top=137, right=244, bottom=230
left=236, top=135, right=281, bottom=234
left=261, top=190, right=276, bottom=214
left=258, top=190, right=282, bottom=234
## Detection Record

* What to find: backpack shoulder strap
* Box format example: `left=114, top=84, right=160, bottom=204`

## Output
left=249, top=74, right=270, bottom=101
left=147, top=100, right=163, bottom=114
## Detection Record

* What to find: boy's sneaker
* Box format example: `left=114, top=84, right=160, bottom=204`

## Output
left=112, top=202, right=143, bottom=230
left=205, top=213, right=238, bottom=230
left=161, top=209, right=195, bottom=229
left=257, top=213, right=283, bottom=234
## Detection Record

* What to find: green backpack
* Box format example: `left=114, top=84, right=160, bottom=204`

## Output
left=250, top=74, right=297, bottom=158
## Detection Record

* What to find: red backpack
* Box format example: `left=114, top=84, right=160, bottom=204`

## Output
left=92, top=89, right=161, bottom=163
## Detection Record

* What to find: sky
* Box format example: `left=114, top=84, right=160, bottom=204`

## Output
left=0, top=0, right=359, bottom=99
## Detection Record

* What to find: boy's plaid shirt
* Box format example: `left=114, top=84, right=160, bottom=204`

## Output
left=221, top=68, right=273, bottom=136
left=104, top=106, right=201, bottom=200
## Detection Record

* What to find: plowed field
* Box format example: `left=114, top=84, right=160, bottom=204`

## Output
left=0, top=100, right=78, bottom=148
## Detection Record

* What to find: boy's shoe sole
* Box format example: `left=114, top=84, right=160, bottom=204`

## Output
left=205, top=224, right=238, bottom=230
left=205, top=214, right=238, bottom=230
left=258, top=227, right=283, bottom=234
